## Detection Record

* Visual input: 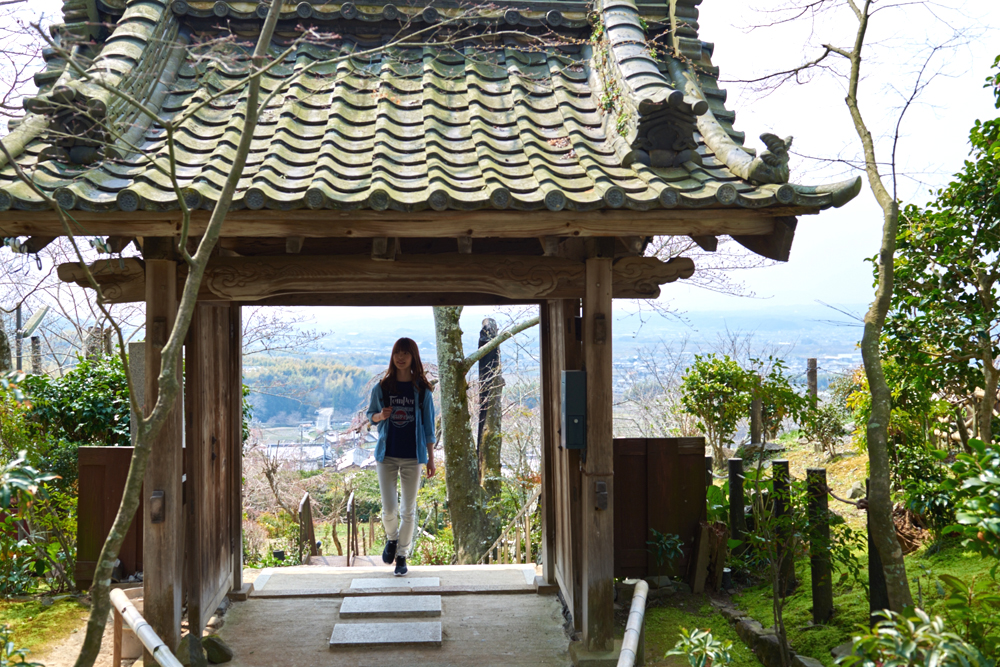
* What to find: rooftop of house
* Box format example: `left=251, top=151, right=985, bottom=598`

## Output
left=0, top=0, right=860, bottom=216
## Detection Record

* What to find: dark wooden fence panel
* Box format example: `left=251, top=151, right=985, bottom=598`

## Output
left=76, top=446, right=143, bottom=590
left=612, top=439, right=648, bottom=577
left=614, top=437, right=706, bottom=579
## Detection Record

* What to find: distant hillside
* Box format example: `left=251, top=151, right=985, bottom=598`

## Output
left=244, top=355, right=375, bottom=426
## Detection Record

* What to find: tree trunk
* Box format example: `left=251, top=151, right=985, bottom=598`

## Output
left=433, top=306, right=494, bottom=562
left=478, top=318, right=503, bottom=500
left=860, top=201, right=914, bottom=613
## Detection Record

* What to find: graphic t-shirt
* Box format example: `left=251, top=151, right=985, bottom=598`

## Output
left=384, top=381, right=417, bottom=459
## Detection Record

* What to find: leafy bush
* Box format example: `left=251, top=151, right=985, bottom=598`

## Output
left=681, top=354, right=749, bottom=463
left=801, top=401, right=848, bottom=457
left=21, top=355, right=131, bottom=447
left=837, top=610, right=996, bottom=667
left=0, top=514, right=38, bottom=598
left=935, top=573, right=1000, bottom=655
left=647, top=529, right=684, bottom=579
left=410, top=526, right=455, bottom=565
left=664, top=627, right=733, bottom=667
left=0, top=624, right=44, bottom=667
left=942, top=439, right=1000, bottom=561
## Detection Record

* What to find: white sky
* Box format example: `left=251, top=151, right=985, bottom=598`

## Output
left=669, top=0, right=1000, bottom=311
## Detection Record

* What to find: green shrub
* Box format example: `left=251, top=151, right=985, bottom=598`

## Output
left=837, top=610, right=995, bottom=667
left=664, top=627, right=734, bottom=667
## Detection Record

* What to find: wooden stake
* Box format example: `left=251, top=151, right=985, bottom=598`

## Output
left=807, top=468, right=833, bottom=624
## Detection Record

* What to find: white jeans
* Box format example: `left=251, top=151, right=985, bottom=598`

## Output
left=377, top=457, right=422, bottom=558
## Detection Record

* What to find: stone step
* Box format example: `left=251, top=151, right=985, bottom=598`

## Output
left=340, top=595, right=442, bottom=618
left=329, top=621, right=443, bottom=648
left=349, top=577, right=440, bottom=589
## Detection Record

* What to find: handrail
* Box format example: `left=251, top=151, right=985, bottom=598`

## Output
left=346, top=491, right=357, bottom=566
left=477, top=486, right=542, bottom=564
left=110, top=588, right=183, bottom=667
left=617, top=580, right=649, bottom=667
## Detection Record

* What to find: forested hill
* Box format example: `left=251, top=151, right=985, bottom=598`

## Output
left=243, top=355, right=377, bottom=425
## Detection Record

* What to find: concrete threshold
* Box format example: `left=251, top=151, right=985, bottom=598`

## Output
left=250, top=584, right=536, bottom=599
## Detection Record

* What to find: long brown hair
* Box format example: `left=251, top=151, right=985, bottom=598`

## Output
left=380, top=337, right=431, bottom=394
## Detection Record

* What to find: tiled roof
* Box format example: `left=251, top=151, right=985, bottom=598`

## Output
left=0, top=0, right=861, bottom=214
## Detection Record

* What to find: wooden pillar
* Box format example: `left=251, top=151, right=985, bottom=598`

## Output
left=229, top=304, right=244, bottom=591
left=143, top=259, right=183, bottom=658
left=184, top=306, right=206, bottom=642
left=582, top=257, right=613, bottom=652
left=539, top=303, right=557, bottom=585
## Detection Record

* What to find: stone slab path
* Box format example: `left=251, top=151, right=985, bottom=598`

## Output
left=329, top=621, right=443, bottom=647
left=339, top=595, right=442, bottom=618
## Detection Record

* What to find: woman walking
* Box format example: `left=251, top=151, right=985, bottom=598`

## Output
left=366, top=337, right=436, bottom=576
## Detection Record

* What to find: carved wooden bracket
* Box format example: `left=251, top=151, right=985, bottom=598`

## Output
left=58, top=255, right=696, bottom=304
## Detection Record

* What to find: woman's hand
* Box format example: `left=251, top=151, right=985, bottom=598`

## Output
left=375, top=407, right=391, bottom=423
left=426, top=455, right=436, bottom=478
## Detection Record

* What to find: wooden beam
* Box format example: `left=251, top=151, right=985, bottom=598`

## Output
left=0, top=208, right=795, bottom=239
left=689, top=235, right=718, bottom=252
left=732, top=216, right=797, bottom=261
left=285, top=236, right=304, bottom=254
left=58, top=255, right=697, bottom=304
left=143, top=260, right=183, bottom=656
left=582, top=258, right=614, bottom=652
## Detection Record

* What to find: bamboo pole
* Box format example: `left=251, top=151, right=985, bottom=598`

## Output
left=110, top=589, right=182, bottom=667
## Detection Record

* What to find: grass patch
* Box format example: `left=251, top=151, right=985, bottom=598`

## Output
left=732, top=537, right=998, bottom=666
left=0, top=597, right=87, bottom=655
left=642, top=594, right=759, bottom=667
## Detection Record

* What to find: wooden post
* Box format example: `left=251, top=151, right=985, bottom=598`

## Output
left=807, top=359, right=818, bottom=401
left=30, top=336, right=41, bottom=374
left=229, top=304, right=244, bottom=592
left=807, top=468, right=833, bottom=624
left=582, top=257, right=613, bottom=652
left=772, top=459, right=796, bottom=597
left=866, top=478, right=890, bottom=626
left=750, top=398, right=762, bottom=444
left=539, top=303, right=557, bottom=585
left=728, top=458, right=746, bottom=547
left=143, top=259, right=183, bottom=658
left=705, top=456, right=713, bottom=486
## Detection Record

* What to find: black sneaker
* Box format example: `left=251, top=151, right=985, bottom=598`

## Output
left=393, top=556, right=408, bottom=577
left=382, top=540, right=397, bottom=564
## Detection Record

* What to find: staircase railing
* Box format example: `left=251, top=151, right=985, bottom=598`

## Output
left=477, top=486, right=542, bottom=565
left=345, top=491, right=359, bottom=566
left=298, top=492, right=319, bottom=564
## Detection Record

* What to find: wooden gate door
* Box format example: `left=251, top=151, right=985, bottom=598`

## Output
left=184, top=303, right=237, bottom=633
left=76, top=446, right=143, bottom=590
left=613, top=437, right=706, bottom=579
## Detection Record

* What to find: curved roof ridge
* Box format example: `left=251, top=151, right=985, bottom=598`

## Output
left=663, top=39, right=793, bottom=185
left=20, top=0, right=183, bottom=166
left=597, top=0, right=709, bottom=169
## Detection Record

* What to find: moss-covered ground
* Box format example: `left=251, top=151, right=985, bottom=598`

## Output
left=0, top=597, right=88, bottom=655
left=732, top=538, right=997, bottom=666
left=616, top=592, right=760, bottom=666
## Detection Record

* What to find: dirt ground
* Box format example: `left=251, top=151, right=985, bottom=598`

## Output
left=30, top=609, right=127, bottom=667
